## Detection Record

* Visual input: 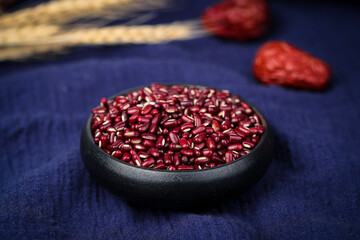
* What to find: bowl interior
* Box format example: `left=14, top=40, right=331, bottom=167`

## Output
left=89, top=83, right=270, bottom=172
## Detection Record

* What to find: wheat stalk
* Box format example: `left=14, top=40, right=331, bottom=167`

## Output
left=0, top=0, right=204, bottom=61
left=0, top=22, right=204, bottom=60
left=0, top=45, right=65, bottom=61
left=0, top=22, right=203, bottom=47
left=0, top=0, right=168, bottom=28
left=61, top=22, right=203, bottom=45
left=0, top=25, right=61, bottom=44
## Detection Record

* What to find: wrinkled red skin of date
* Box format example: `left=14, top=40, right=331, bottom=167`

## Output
left=253, top=41, right=332, bottom=90
left=201, top=0, right=269, bottom=41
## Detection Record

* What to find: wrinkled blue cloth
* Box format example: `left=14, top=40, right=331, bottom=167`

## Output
left=1, top=0, right=359, bottom=239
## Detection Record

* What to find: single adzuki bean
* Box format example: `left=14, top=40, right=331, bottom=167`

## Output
left=180, top=149, right=194, bottom=156
left=228, top=143, right=243, bottom=151
left=194, top=142, right=206, bottom=150
left=243, top=141, right=255, bottom=149
left=228, top=134, right=242, bottom=143
left=169, top=131, right=179, bottom=144
left=153, top=163, right=167, bottom=169
left=180, top=122, right=195, bottom=132
left=225, top=151, right=233, bottom=163
left=139, top=151, right=150, bottom=159
left=111, top=150, right=122, bottom=158
left=195, top=156, right=210, bottom=164
left=174, top=152, right=181, bottom=166
left=177, top=165, right=194, bottom=170
left=179, top=138, right=190, bottom=148
left=141, top=133, right=156, bottom=141
left=142, top=158, right=155, bottom=168
left=164, top=153, right=173, bottom=165
left=149, top=147, right=160, bottom=157
left=168, top=165, right=176, bottom=171
left=163, top=119, right=178, bottom=128
left=202, top=148, right=213, bottom=157
left=206, top=138, right=216, bottom=150
left=122, top=152, right=131, bottom=161
left=155, top=135, right=165, bottom=148
left=143, top=139, right=154, bottom=147
left=192, top=125, right=206, bottom=135
left=134, top=144, right=146, bottom=151
left=194, top=149, right=202, bottom=157
left=193, top=132, right=207, bottom=143
left=123, top=131, right=139, bottom=138
left=169, top=143, right=181, bottom=151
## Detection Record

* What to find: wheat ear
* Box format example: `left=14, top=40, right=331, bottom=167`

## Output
left=0, top=22, right=204, bottom=47
left=0, top=45, right=65, bottom=61
left=0, top=25, right=61, bottom=45
left=0, top=0, right=168, bottom=28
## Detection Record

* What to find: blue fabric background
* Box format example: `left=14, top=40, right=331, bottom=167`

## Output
left=1, top=0, right=359, bottom=239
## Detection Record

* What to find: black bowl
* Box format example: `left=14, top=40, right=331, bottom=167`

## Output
left=80, top=84, right=273, bottom=209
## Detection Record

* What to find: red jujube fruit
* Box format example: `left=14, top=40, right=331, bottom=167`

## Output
left=201, top=0, right=269, bottom=41
left=253, top=41, right=331, bottom=90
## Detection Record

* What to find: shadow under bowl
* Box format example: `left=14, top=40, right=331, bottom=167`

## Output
left=80, top=84, right=273, bottom=209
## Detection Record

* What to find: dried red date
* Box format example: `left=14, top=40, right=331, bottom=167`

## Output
left=201, top=0, right=269, bottom=41
left=253, top=41, right=331, bottom=90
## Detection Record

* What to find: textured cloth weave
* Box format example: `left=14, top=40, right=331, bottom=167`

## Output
left=1, top=0, right=359, bottom=239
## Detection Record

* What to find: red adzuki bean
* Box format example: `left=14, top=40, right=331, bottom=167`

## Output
left=111, top=150, right=122, bottom=158
left=143, top=139, right=154, bottom=147
left=142, top=158, right=155, bottom=168
left=174, top=152, right=181, bottom=166
left=243, top=141, right=255, bottom=149
left=120, top=144, right=132, bottom=151
left=206, top=138, right=216, bottom=150
left=123, top=131, right=139, bottom=138
left=228, top=143, right=243, bottom=151
left=149, top=147, right=160, bottom=157
left=179, top=138, right=190, bottom=149
left=195, top=157, right=210, bottom=164
left=141, top=133, right=156, bottom=141
left=168, top=165, right=176, bottom=171
left=141, top=104, right=152, bottom=115
left=122, top=152, right=131, bottom=162
left=228, top=134, right=242, bottom=143
left=134, top=144, right=146, bottom=151
left=169, top=143, right=181, bottom=151
left=164, top=153, right=173, bottom=165
left=155, top=135, right=165, bottom=148
left=192, top=125, right=206, bottom=135
left=163, top=119, right=178, bottom=128
left=180, top=122, right=194, bottom=132
left=202, top=149, right=213, bottom=157
left=193, top=132, right=207, bottom=143
left=194, top=149, right=202, bottom=157
left=169, top=132, right=179, bottom=144
left=153, top=163, right=167, bottom=169
left=177, top=165, right=194, bottom=170
left=139, top=151, right=150, bottom=159
left=180, top=149, right=194, bottom=156
left=225, top=151, right=233, bottom=163
left=181, top=115, right=194, bottom=123
left=91, top=84, right=264, bottom=170
left=138, top=116, right=151, bottom=123
left=194, top=142, right=206, bottom=150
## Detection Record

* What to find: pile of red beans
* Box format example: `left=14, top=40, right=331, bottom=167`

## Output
left=91, top=84, right=264, bottom=170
